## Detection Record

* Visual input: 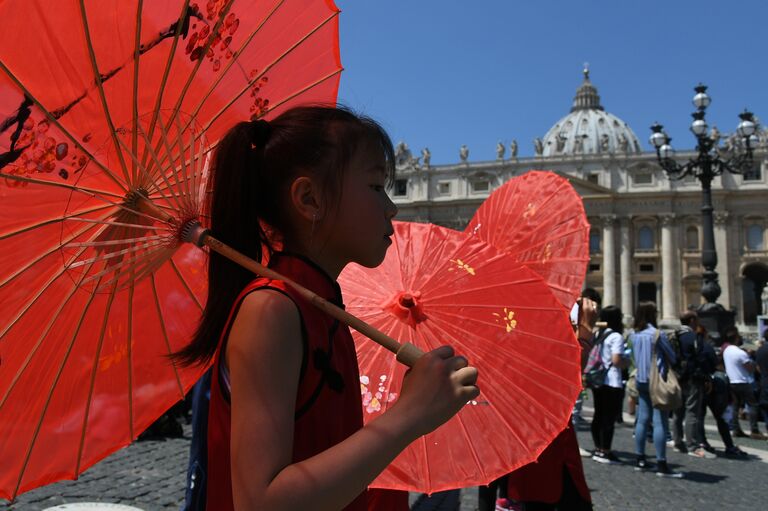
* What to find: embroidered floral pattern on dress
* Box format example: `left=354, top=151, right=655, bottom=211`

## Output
left=360, top=374, right=398, bottom=414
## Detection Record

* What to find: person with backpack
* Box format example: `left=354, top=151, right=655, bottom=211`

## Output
left=629, top=302, right=682, bottom=478
left=583, top=306, right=627, bottom=464
left=670, top=310, right=716, bottom=458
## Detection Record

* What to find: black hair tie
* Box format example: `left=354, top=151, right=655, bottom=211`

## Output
left=248, top=118, right=271, bottom=147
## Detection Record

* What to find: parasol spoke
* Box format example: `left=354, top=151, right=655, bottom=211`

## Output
left=75, top=278, right=120, bottom=477
left=452, top=403, right=489, bottom=482
left=131, top=0, right=145, bottom=185
left=77, top=0, right=132, bottom=185
left=66, top=217, right=174, bottom=231
left=1, top=169, right=178, bottom=230
left=255, top=67, right=343, bottom=122
left=197, top=17, right=342, bottom=132
left=162, top=8, right=342, bottom=167
left=432, top=307, right=579, bottom=353
left=69, top=238, right=169, bottom=271
left=0, top=210, right=114, bottom=295
left=424, top=276, right=547, bottom=302
left=139, top=0, right=191, bottom=178
left=0, top=171, right=123, bottom=201
left=0, top=61, right=128, bottom=193
left=187, top=0, right=286, bottom=119
left=503, top=225, right=589, bottom=256
left=150, top=274, right=186, bottom=400
left=424, top=315, right=573, bottom=424
left=134, top=120, right=188, bottom=214
left=171, top=114, right=193, bottom=210
left=169, top=258, right=203, bottom=310
left=0, top=261, right=94, bottom=412
left=78, top=244, right=172, bottom=289
left=113, top=125, right=182, bottom=215
left=155, top=116, right=194, bottom=212
left=0, top=203, right=112, bottom=242
left=163, top=64, right=342, bottom=181
left=149, top=156, right=199, bottom=198
left=11, top=269, right=102, bottom=500
left=66, top=234, right=168, bottom=248
left=141, top=0, right=235, bottom=175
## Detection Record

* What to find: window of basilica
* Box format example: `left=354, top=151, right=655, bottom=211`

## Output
left=747, top=224, right=765, bottom=251
left=637, top=226, right=655, bottom=251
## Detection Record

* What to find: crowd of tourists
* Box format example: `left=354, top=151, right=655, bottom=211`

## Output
left=574, top=298, right=768, bottom=477
left=485, top=290, right=768, bottom=510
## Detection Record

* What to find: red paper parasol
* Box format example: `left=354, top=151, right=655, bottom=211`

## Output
left=339, top=221, right=581, bottom=493
left=0, top=0, right=342, bottom=499
left=464, top=170, right=590, bottom=309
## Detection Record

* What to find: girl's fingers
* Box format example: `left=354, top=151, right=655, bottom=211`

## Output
left=453, top=366, right=479, bottom=386
left=431, top=345, right=455, bottom=360
left=461, top=384, right=481, bottom=401
left=450, top=355, right=469, bottom=371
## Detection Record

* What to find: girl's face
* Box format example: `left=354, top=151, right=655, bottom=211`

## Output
left=318, top=139, right=397, bottom=271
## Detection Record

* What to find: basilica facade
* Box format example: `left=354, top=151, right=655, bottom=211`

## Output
left=389, top=70, right=768, bottom=331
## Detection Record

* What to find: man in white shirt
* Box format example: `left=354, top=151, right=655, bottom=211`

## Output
left=722, top=326, right=765, bottom=440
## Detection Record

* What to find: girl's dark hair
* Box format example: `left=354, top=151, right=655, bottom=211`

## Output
left=633, top=301, right=658, bottom=331
left=599, top=305, right=624, bottom=335
left=174, top=105, right=395, bottom=366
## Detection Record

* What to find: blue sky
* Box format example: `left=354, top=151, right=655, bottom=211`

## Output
left=334, top=1, right=768, bottom=164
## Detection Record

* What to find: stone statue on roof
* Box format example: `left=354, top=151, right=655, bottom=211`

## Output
left=533, top=137, right=544, bottom=156
left=618, top=132, right=629, bottom=153
left=394, top=141, right=412, bottom=167
left=509, top=139, right=518, bottom=158
left=600, top=133, right=610, bottom=152
left=459, top=144, right=469, bottom=163
left=496, top=141, right=505, bottom=160
left=421, top=147, right=431, bottom=168
left=555, top=132, right=567, bottom=152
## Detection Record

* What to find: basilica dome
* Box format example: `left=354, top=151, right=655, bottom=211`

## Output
left=541, top=68, right=642, bottom=157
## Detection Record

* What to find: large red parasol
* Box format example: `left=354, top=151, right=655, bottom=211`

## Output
left=339, top=221, right=582, bottom=493
left=0, top=0, right=343, bottom=500
left=464, top=170, right=591, bottom=309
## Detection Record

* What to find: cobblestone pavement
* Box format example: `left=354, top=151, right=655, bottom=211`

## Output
left=3, top=407, right=767, bottom=510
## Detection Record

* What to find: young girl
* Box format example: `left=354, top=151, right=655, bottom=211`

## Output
left=175, top=106, right=479, bottom=511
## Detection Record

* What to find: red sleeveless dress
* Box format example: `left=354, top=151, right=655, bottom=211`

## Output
left=205, top=253, right=407, bottom=511
left=506, top=423, right=591, bottom=505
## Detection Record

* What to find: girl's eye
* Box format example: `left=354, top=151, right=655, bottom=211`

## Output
left=371, top=185, right=385, bottom=192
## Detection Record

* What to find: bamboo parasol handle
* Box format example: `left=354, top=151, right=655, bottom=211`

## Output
left=203, top=235, right=423, bottom=367
left=133, top=194, right=424, bottom=367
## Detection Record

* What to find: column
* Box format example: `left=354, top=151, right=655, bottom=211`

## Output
left=619, top=217, right=633, bottom=321
left=661, top=214, right=679, bottom=322
left=601, top=215, right=617, bottom=307
left=714, top=212, right=731, bottom=308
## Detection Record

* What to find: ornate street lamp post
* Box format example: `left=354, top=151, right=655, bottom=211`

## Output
left=649, top=84, right=758, bottom=337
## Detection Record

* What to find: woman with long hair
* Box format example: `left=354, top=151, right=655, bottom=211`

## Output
left=630, top=302, right=681, bottom=478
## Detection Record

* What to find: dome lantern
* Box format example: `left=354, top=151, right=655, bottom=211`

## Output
left=541, top=67, right=641, bottom=157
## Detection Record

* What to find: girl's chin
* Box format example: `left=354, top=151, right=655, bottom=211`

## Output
left=354, top=246, right=389, bottom=269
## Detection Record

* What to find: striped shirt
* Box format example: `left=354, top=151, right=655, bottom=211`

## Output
left=630, top=326, right=676, bottom=384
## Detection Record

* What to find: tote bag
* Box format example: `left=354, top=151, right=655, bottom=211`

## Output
left=649, top=329, right=682, bottom=411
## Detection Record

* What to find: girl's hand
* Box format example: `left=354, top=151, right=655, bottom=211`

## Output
left=577, top=297, right=598, bottom=341
left=391, top=345, right=479, bottom=438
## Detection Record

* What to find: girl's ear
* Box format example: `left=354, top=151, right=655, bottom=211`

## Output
left=289, top=176, right=322, bottom=222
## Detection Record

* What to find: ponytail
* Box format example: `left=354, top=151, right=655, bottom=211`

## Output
left=173, top=122, right=271, bottom=367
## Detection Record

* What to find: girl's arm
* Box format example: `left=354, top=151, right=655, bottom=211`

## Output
left=227, top=290, right=476, bottom=511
